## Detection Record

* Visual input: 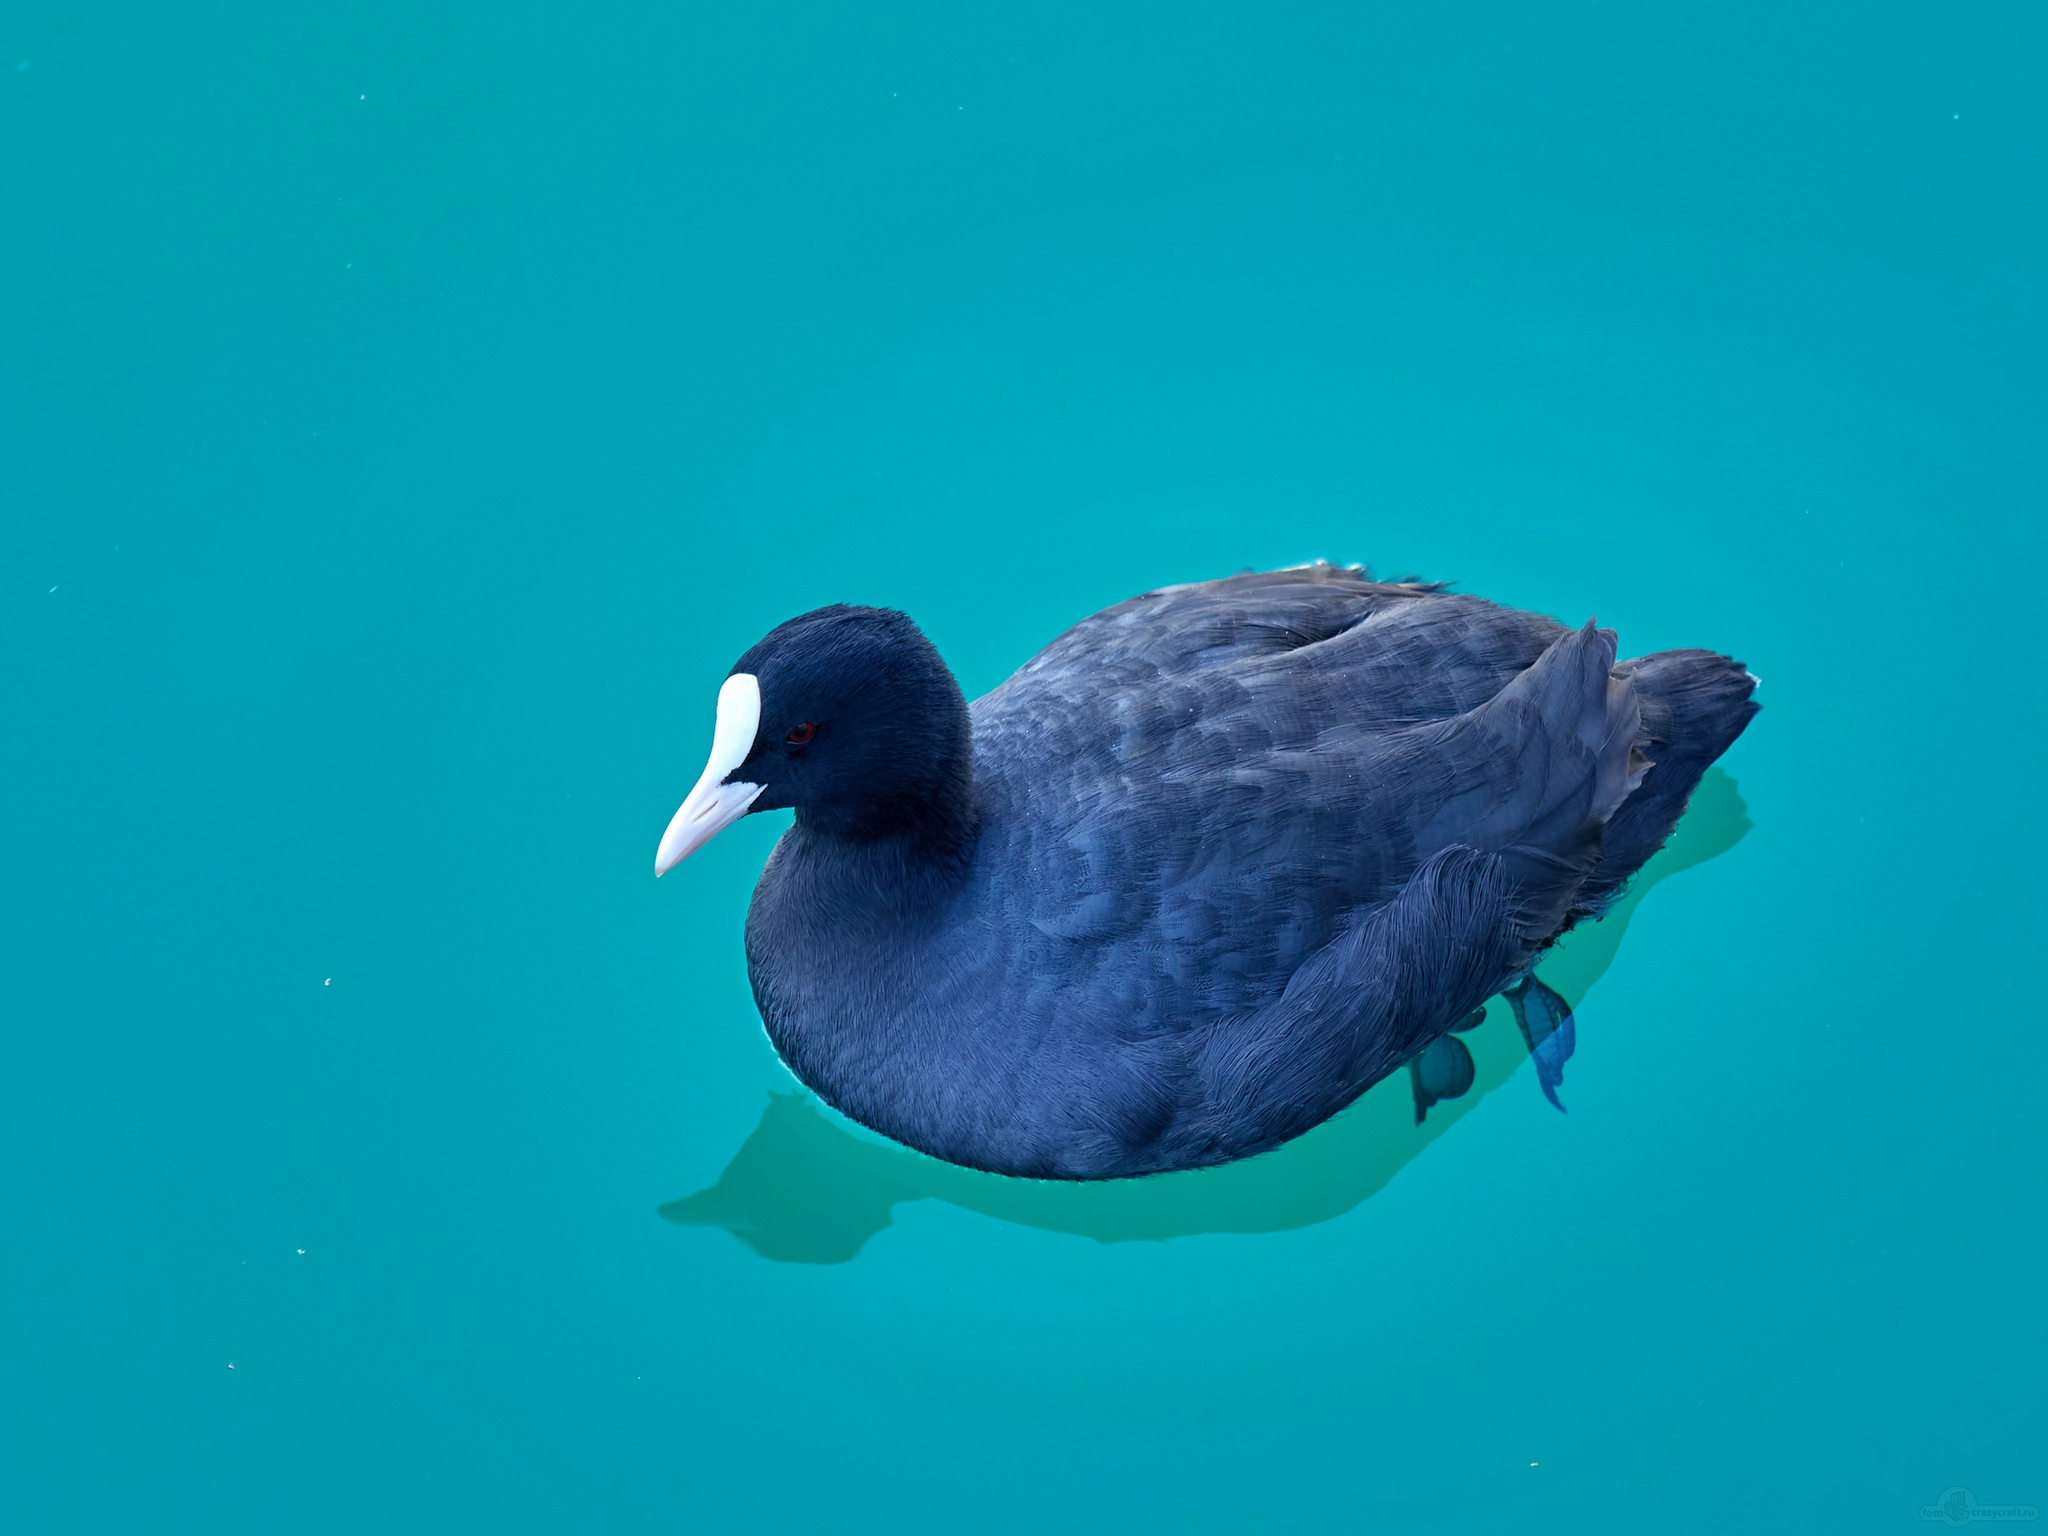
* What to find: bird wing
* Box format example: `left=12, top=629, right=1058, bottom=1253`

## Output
left=967, top=567, right=1636, bottom=1034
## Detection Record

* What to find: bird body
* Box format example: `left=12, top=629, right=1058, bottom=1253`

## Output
left=660, top=564, right=1757, bottom=1179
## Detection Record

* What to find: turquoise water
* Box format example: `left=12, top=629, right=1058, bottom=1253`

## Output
left=6, top=3, right=2043, bottom=1530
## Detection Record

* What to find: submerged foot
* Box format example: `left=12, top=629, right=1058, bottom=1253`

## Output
left=1505, top=976, right=1576, bottom=1113
left=1409, top=1033, right=1477, bottom=1124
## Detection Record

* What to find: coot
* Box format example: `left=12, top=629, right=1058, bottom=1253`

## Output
left=655, top=563, right=1756, bottom=1178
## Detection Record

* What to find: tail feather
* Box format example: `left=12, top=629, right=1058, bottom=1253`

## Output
left=1427, top=621, right=1647, bottom=951
left=1580, top=648, right=1759, bottom=912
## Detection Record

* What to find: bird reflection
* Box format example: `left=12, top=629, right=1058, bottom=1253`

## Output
left=660, top=769, right=1752, bottom=1264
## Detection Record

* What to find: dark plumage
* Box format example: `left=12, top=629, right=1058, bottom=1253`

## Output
left=659, top=563, right=1757, bottom=1179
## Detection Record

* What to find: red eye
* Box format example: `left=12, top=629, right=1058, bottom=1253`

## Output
left=785, top=722, right=815, bottom=745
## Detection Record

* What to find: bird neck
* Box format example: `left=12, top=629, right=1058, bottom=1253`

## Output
left=780, top=818, right=976, bottom=938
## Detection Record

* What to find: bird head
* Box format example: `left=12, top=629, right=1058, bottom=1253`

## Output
left=654, top=605, right=971, bottom=874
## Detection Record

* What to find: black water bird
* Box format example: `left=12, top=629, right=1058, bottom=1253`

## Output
left=655, top=564, right=1756, bottom=1179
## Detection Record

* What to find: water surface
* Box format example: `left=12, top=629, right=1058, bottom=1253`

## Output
left=5, top=2, right=2043, bottom=1531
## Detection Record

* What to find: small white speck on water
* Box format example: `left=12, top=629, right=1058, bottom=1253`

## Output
left=228, top=1362, right=235, bottom=1369
left=49, top=586, right=57, bottom=593
left=1530, top=1462, right=1539, bottom=1467
left=297, top=1248, right=305, bottom=1254
left=324, top=978, right=331, bottom=986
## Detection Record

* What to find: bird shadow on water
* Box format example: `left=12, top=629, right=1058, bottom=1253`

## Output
left=660, top=770, right=1753, bottom=1264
